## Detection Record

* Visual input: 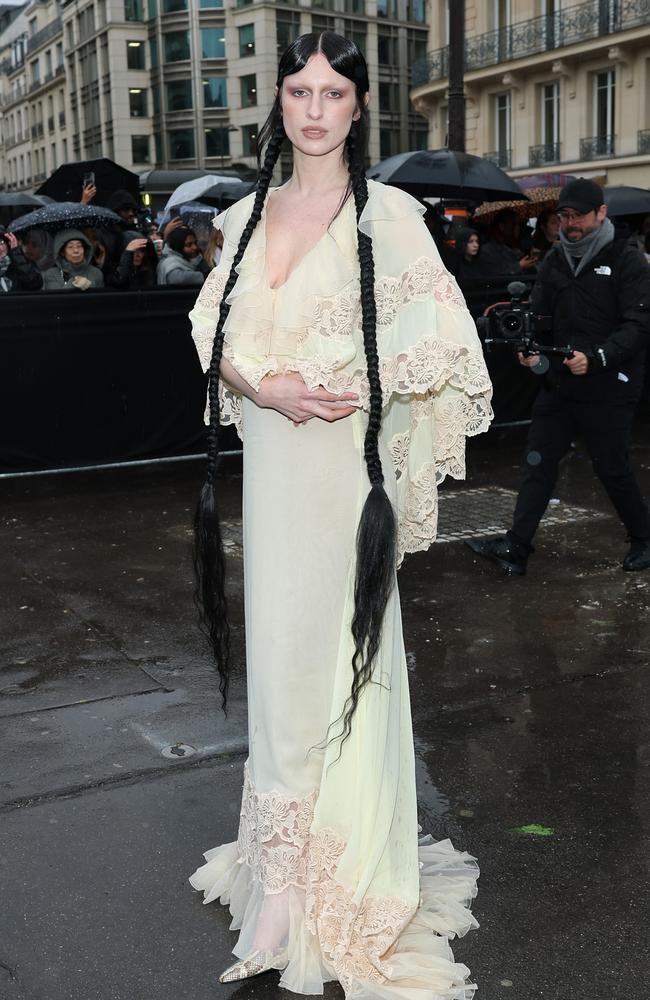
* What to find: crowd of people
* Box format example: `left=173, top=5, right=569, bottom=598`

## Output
left=0, top=187, right=224, bottom=294
left=425, top=202, right=650, bottom=294
left=3, top=180, right=650, bottom=298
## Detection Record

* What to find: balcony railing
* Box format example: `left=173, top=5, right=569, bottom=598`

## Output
left=484, top=149, right=512, bottom=169
left=638, top=128, right=650, bottom=153
left=579, top=134, right=615, bottom=159
left=529, top=141, right=561, bottom=166
left=26, top=17, right=62, bottom=53
left=412, top=0, right=650, bottom=86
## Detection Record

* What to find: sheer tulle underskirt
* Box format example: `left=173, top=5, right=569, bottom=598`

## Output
left=189, top=834, right=479, bottom=999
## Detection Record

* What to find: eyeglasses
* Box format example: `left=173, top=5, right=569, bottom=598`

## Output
left=556, top=209, right=592, bottom=222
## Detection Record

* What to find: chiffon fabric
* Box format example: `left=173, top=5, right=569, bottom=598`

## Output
left=188, top=180, right=492, bottom=998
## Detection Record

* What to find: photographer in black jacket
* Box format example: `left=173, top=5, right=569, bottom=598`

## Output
left=468, top=178, right=650, bottom=575
left=0, top=226, right=43, bottom=292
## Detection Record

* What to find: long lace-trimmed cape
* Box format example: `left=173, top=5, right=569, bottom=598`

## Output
left=189, top=179, right=493, bottom=562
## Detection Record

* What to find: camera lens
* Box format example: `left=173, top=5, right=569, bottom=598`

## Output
left=501, top=312, right=523, bottom=335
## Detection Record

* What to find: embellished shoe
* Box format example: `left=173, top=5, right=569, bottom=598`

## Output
left=218, top=949, right=285, bottom=984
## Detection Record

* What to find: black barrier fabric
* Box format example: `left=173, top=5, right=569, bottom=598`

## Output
left=0, top=279, right=555, bottom=473
left=1, top=288, right=213, bottom=472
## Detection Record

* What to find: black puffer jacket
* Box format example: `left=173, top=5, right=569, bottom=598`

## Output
left=530, top=237, right=650, bottom=403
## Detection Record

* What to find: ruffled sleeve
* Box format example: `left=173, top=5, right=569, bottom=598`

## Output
left=188, top=192, right=257, bottom=430
left=357, top=181, right=493, bottom=562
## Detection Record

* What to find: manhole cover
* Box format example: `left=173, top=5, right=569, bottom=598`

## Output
left=161, top=743, right=196, bottom=759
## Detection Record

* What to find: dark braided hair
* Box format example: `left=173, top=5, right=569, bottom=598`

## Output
left=194, top=31, right=396, bottom=742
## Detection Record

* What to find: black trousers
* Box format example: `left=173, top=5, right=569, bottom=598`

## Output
left=509, top=385, right=650, bottom=548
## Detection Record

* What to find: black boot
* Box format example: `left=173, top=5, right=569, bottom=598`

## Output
left=465, top=534, right=530, bottom=576
left=623, top=538, right=650, bottom=571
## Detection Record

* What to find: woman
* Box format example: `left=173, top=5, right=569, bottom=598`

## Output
left=532, top=207, right=560, bottom=258
left=108, top=231, right=158, bottom=289
left=42, top=230, right=104, bottom=291
left=188, top=32, right=492, bottom=998
left=156, top=226, right=210, bottom=286
left=450, top=227, right=484, bottom=284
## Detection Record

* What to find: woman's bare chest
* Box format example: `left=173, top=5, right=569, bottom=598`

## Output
left=265, top=195, right=341, bottom=290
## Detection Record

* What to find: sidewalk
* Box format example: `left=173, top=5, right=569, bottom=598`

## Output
left=2, top=436, right=649, bottom=1000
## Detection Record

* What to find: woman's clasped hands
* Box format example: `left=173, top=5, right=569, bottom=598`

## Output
left=257, top=371, right=358, bottom=426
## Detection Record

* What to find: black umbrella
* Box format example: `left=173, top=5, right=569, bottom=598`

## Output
left=9, top=201, right=123, bottom=234
left=35, top=157, right=140, bottom=207
left=604, top=186, right=650, bottom=217
left=367, top=149, right=529, bottom=203
left=0, top=193, right=49, bottom=226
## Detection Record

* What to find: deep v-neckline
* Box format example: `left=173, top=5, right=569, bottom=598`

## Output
left=263, top=189, right=343, bottom=292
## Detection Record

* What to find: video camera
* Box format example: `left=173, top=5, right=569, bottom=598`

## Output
left=476, top=281, right=573, bottom=374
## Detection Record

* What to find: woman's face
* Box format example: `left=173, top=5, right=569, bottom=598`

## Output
left=22, top=237, right=42, bottom=262
left=279, top=52, right=365, bottom=160
left=182, top=233, right=199, bottom=258
left=465, top=234, right=480, bottom=256
left=133, top=249, right=145, bottom=267
left=62, top=239, right=85, bottom=265
left=543, top=214, right=560, bottom=241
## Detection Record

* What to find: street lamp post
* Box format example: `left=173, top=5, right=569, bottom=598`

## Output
left=447, top=0, right=466, bottom=152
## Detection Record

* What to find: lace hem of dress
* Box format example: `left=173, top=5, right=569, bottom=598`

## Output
left=189, top=766, right=480, bottom=999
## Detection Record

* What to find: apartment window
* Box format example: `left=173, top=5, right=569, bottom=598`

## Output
left=594, top=69, right=615, bottom=145
left=131, top=135, right=150, bottom=162
left=162, top=0, right=187, bottom=11
left=277, top=13, right=300, bottom=54
left=150, top=37, right=159, bottom=67
left=408, top=124, right=428, bottom=150
left=312, top=0, right=335, bottom=8
left=379, top=128, right=398, bottom=158
left=407, top=29, right=427, bottom=67
left=541, top=81, right=559, bottom=146
left=203, top=76, right=227, bottom=107
left=164, top=30, right=190, bottom=61
left=377, top=27, right=398, bottom=66
left=129, top=88, right=148, bottom=117
left=205, top=126, right=230, bottom=157
left=169, top=127, right=195, bottom=158
left=343, top=19, right=366, bottom=55
left=406, top=0, right=425, bottom=21
left=127, top=41, right=145, bottom=70
left=344, top=0, right=365, bottom=11
left=166, top=79, right=193, bottom=110
left=31, top=61, right=40, bottom=85
left=200, top=0, right=223, bottom=7
left=377, top=0, right=397, bottom=17
left=202, top=28, right=226, bottom=59
left=379, top=82, right=399, bottom=112
left=238, top=24, right=255, bottom=58
left=45, top=51, right=53, bottom=78
left=152, top=83, right=161, bottom=114
left=242, top=123, right=257, bottom=156
left=240, top=73, right=257, bottom=108
left=125, top=0, right=144, bottom=21
left=56, top=42, right=63, bottom=71
left=494, top=91, right=511, bottom=163
left=312, top=15, right=335, bottom=33
left=147, top=0, right=157, bottom=16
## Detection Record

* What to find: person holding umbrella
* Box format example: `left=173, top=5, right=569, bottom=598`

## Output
left=42, top=230, right=105, bottom=291
left=0, top=226, right=43, bottom=292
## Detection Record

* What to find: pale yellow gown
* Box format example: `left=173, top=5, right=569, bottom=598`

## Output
left=188, top=180, right=493, bottom=999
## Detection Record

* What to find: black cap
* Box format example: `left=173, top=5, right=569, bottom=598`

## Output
left=557, top=178, right=604, bottom=214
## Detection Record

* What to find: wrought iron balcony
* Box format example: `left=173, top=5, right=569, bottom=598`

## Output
left=412, top=0, right=650, bottom=87
left=638, top=128, right=650, bottom=153
left=529, top=142, right=561, bottom=166
left=26, top=17, right=62, bottom=54
left=483, top=149, right=512, bottom=169
left=579, top=134, right=615, bottom=159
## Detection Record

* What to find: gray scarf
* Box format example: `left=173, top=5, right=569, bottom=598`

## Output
left=560, top=217, right=614, bottom=276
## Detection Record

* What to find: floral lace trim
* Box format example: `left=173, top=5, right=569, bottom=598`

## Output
left=237, top=763, right=316, bottom=895
left=305, top=828, right=414, bottom=992
left=236, top=768, right=415, bottom=991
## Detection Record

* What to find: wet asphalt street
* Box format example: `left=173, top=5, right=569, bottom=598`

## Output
left=1, top=427, right=649, bottom=1000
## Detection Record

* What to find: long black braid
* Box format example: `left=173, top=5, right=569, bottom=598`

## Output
left=194, top=32, right=396, bottom=745
left=193, top=123, right=287, bottom=709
